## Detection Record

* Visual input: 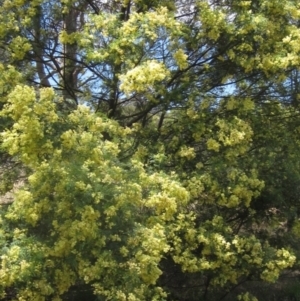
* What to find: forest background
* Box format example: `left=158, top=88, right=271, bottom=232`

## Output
left=1, top=0, right=300, bottom=300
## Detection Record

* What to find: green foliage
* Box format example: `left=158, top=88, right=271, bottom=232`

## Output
left=0, top=0, right=300, bottom=300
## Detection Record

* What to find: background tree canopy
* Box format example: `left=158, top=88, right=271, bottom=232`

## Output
left=1, top=0, right=300, bottom=300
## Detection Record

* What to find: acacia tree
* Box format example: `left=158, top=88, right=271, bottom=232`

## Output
left=1, top=0, right=300, bottom=300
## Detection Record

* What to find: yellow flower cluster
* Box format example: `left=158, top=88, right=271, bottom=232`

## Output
left=173, top=49, right=188, bottom=70
left=121, top=6, right=181, bottom=39
left=168, top=212, right=296, bottom=290
left=216, top=117, right=252, bottom=148
left=0, top=85, right=192, bottom=300
left=0, top=64, right=22, bottom=95
left=178, top=146, right=196, bottom=159
left=196, top=1, right=228, bottom=41
left=119, top=60, right=171, bottom=95
left=207, top=138, right=220, bottom=152
left=1, top=86, right=57, bottom=167
left=261, top=249, right=296, bottom=282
